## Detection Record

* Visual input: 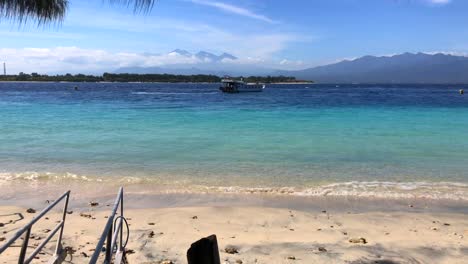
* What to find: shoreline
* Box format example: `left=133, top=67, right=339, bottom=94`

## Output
left=0, top=81, right=313, bottom=84
left=1, top=176, right=468, bottom=208
left=1, top=182, right=467, bottom=214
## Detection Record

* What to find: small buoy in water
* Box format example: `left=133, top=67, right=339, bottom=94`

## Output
left=460, top=89, right=464, bottom=95
left=74, top=86, right=79, bottom=91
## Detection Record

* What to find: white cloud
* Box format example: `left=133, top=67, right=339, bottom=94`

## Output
left=0, top=47, right=308, bottom=74
left=63, top=11, right=301, bottom=59
left=187, top=0, right=276, bottom=23
left=279, top=59, right=305, bottom=69
left=425, top=0, right=451, bottom=5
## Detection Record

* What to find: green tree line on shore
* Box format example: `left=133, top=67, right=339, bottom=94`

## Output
left=0, top=72, right=309, bottom=83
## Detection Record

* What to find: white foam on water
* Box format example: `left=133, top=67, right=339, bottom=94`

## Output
left=0, top=171, right=98, bottom=183
left=1, top=172, right=467, bottom=201
left=207, top=181, right=468, bottom=201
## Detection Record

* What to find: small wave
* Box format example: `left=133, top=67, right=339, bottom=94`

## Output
left=0, top=171, right=101, bottom=182
left=210, top=181, right=468, bottom=201
left=1, top=172, right=467, bottom=201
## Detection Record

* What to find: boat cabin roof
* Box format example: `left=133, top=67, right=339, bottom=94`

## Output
left=221, top=79, right=245, bottom=84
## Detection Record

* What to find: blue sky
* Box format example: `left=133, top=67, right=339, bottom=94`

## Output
left=1, top=0, right=468, bottom=73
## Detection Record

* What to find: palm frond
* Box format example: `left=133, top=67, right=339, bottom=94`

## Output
left=108, top=0, right=157, bottom=13
left=0, top=0, right=69, bottom=25
left=0, top=0, right=157, bottom=25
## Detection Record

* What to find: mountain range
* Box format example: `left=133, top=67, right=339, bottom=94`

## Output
left=116, top=49, right=275, bottom=76
left=116, top=52, right=468, bottom=83
left=278, top=52, right=468, bottom=83
left=169, top=49, right=238, bottom=62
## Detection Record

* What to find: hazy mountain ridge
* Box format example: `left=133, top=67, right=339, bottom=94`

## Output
left=279, top=52, right=468, bottom=83
left=168, top=49, right=238, bottom=62
left=115, top=49, right=272, bottom=76
left=116, top=52, right=468, bottom=83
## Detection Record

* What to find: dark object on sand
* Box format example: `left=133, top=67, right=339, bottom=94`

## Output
left=26, top=208, right=36, bottom=213
left=225, top=245, right=239, bottom=254
left=79, top=213, right=92, bottom=218
left=187, top=234, right=221, bottom=264
left=349, top=237, right=367, bottom=244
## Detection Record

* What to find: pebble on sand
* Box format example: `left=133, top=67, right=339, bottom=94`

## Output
left=26, top=208, right=36, bottom=213
left=80, top=213, right=92, bottom=218
left=318, top=247, right=327, bottom=252
left=287, top=256, right=296, bottom=260
left=89, top=202, right=99, bottom=207
left=225, top=246, right=239, bottom=254
left=349, top=237, right=367, bottom=244
left=125, top=249, right=135, bottom=255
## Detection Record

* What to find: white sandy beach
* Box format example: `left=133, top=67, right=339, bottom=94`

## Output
left=1, top=204, right=467, bottom=264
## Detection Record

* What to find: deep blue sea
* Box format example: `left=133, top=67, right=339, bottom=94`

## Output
left=1, top=82, right=467, bottom=199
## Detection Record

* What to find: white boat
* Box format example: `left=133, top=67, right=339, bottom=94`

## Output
left=219, top=79, right=265, bottom=93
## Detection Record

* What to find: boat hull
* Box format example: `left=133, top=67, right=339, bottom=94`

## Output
left=220, top=84, right=265, bottom=93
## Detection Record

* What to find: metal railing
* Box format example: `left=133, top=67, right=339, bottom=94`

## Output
left=0, top=190, right=70, bottom=264
left=89, top=187, right=128, bottom=264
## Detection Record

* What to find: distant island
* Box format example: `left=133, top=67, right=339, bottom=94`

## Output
left=0, top=72, right=311, bottom=84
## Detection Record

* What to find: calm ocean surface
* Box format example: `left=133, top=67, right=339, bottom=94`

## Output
left=1, top=82, right=468, bottom=199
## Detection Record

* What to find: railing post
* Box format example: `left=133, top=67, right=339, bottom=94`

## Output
left=54, top=191, right=70, bottom=260
left=105, top=222, right=113, bottom=263
left=18, top=227, right=31, bottom=264
left=119, top=192, right=123, bottom=252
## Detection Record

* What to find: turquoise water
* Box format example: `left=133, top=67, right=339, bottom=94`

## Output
left=1, top=83, right=468, bottom=199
